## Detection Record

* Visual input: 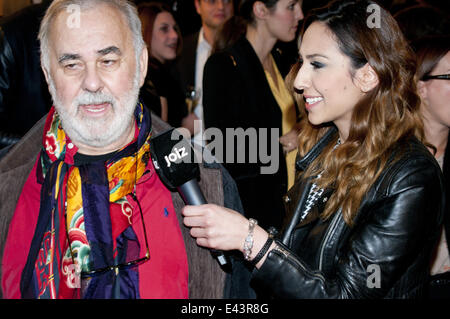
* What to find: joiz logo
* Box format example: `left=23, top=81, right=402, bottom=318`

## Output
left=164, top=146, right=189, bottom=168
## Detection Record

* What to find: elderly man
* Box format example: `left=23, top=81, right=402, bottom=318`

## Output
left=0, top=0, right=241, bottom=299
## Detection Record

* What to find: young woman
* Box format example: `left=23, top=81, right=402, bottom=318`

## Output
left=202, top=0, right=303, bottom=230
left=183, top=0, right=444, bottom=298
left=138, top=2, right=188, bottom=128
left=414, top=35, right=450, bottom=297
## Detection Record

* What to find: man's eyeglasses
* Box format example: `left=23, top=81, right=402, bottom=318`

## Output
left=421, top=74, right=450, bottom=81
left=65, top=191, right=150, bottom=279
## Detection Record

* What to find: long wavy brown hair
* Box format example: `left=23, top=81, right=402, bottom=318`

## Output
left=286, top=0, right=425, bottom=225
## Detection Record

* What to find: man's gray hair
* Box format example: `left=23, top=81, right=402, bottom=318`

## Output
left=38, top=0, right=145, bottom=71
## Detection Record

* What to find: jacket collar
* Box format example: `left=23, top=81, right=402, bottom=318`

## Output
left=295, top=126, right=338, bottom=172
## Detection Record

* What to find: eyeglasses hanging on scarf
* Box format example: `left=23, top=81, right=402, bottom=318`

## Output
left=64, top=149, right=150, bottom=280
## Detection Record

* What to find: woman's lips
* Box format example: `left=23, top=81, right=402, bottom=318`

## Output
left=304, top=96, right=324, bottom=110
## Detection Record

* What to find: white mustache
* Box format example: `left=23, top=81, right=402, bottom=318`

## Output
left=74, top=91, right=115, bottom=107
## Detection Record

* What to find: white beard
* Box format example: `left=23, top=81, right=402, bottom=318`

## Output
left=48, top=71, right=141, bottom=149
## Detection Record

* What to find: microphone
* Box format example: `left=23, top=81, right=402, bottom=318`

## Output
left=149, top=128, right=231, bottom=272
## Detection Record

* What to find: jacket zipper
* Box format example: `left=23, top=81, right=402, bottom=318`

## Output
left=274, top=245, right=326, bottom=282
left=318, top=212, right=341, bottom=271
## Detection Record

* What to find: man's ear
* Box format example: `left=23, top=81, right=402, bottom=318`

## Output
left=253, top=1, right=269, bottom=20
left=138, top=46, right=149, bottom=87
left=355, top=63, right=379, bottom=93
left=41, top=62, right=51, bottom=85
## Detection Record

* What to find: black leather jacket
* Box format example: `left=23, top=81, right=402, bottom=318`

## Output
left=251, top=127, right=445, bottom=298
left=0, top=1, right=52, bottom=148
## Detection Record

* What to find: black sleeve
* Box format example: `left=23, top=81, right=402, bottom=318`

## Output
left=202, top=52, right=242, bottom=134
left=251, top=156, right=444, bottom=298
left=0, top=28, right=14, bottom=114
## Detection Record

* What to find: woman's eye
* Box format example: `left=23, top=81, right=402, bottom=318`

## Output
left=311, top=61, right=324, bottom=69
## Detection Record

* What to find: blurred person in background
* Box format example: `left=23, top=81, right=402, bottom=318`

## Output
left=0, top=0, right=52, bottom=150
left=176, top=0, right=235, bottom=143
left=203, top=0, right=303, bottom=231
left=413, top=35, right=450, bottom=298
left=138, top=2, right=188, bottom=128
left=394, top=4, right=450, bottom=44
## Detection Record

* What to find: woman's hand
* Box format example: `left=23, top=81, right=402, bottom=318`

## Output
left=182, top=204, right=272, bottom=268
left=180, top=113, right=200, bottom=136
left=182, top=204, right=248, bottom=251
left=159, top=96, right=168, bottom=122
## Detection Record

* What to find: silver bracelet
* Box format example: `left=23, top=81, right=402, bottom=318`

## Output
left=243, top=218, right=258, bottom=261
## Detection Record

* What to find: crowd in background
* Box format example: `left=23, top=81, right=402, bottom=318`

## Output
left=0, top=0, right=448, bottom=146
left=0, top=0, right=448, bottom=298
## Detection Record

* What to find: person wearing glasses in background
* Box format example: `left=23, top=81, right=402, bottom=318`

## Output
left=0, top=0, right=241, bottom=299
left=176, top=0, right=234, bottom=145
left=413, top=35, right=450, bottom=298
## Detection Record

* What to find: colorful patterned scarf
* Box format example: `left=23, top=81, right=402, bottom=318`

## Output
left=20, top=104, right=152, bottom=298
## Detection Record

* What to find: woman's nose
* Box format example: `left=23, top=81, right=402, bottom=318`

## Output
left=295, top=3, right=304, bottom=21
left=170, top=28, right=178, bottom=41
left=293, top=64, right=309, bottom=92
